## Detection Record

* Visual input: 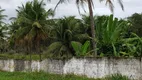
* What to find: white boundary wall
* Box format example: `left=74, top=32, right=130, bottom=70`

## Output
left=0, top=57, right=141, bottom=80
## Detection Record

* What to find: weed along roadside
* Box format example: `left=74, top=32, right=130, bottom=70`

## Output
left=0, top=57, right=140, bottom=80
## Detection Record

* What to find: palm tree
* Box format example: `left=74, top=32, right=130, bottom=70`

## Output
left=0, top=7, right=8, bottom=53
left=49, top=0, right=124, bottom=56
left=46, top=16, right=90, bottom=57
left=0, top=7, right=7, bottom=26
left=0, top=7, right=7, bottom=38
left=10, top=0, right=54, bottom=60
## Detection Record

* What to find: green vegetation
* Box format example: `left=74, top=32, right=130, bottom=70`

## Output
left=71, top=40, right=92, bottom=56
left=104, top=74, right=129, bottom=80
left=46, top=16, right=89, bottom=57
left=0, top=0, right=141, bottom=79
left=0, top=53, right=47, bottom=60
left=0, top=0, right=142, bottom=59
left=53, top=0, right=124, bottom=56
left=0, top=7, right=8, bottom=53
left=96, top=15, right=127, bottom=56
left=127, top=13, right=142, bottom=37
left=0, top=72, right=130, bottom=80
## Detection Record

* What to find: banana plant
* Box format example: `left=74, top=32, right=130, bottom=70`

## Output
left=96, top=15, right=128, bottom=56
left=71, top=40, right=91, bottom=56
left=121, top=33, right=142, bottom=57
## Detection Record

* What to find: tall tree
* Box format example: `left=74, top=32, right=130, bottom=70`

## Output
left=49, top=0, right=124, bottom=56
left=0, top=7, right=7, bottom=26
left=0, top=7, right=8, bottom=53
left=127, top=13, right=142, bottom=37
left=47, top=16, right=90, bottom=57
left=10, top=0, right=54, bottom=60
left=0, top=7, right=7, bottom=39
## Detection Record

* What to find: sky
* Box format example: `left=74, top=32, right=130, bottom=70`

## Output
left=0, top=0, right=142, bottom=23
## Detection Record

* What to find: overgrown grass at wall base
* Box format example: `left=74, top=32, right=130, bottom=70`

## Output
left=0, top=53, right=47, bottom=60
left=0, top=72, right=100, bottom=80
left=105, top=74, right=130, bottom=80
left=0, top=72, right=130, bottom=80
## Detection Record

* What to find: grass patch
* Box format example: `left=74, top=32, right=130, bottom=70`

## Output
left=104, top=74, right=130, bottom=80
left=0, top=53, right=74, bottom=60
left=0, top=72, right=130, bottom=80
left=0, top=72, right=99, bottom=80
left=0, top=53, right=47, bottom=60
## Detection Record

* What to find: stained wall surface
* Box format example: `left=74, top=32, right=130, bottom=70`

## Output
left=0, top=58, right=141, bottom=80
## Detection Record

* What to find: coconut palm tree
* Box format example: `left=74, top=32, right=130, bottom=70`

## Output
left=0, top=24, right=7, bottom=53
left=49, top=0, right=124, bottom=56
left=0, top=7, right=7, bottom=26
left=0, top=7, right=8, bottom=53
left=10, top=0, right=54, bottom=60
left=0, top=7, right=7, bottom=38
left=46, top=16, right=90, bottom=57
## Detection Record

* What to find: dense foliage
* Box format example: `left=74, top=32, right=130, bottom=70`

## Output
left=127, top=13, right=142, bottom=37
left=0, top=0, right=142, bottom=58
left=9, top=0, right=53, bottom=53
left=0, top=7, right=8, bottom=53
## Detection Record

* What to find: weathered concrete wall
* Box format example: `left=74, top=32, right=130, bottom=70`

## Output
left=0, top=57, right=141, bottom=80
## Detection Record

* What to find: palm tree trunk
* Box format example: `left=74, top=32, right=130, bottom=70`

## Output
left=87, top=0, right=97, bottom=57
